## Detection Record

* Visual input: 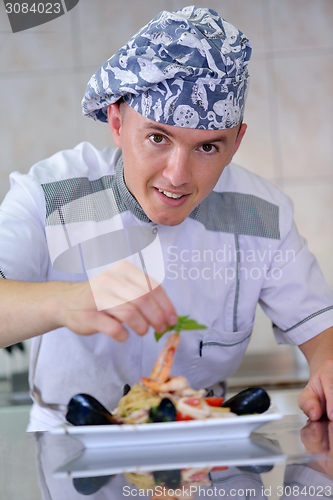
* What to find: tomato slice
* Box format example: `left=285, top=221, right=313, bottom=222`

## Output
left=176, top=412, right=194, bottom=421
left=205, top=397, right=224, bottom=407
left=184, top=397, right=202, bottom=407
left=188, top=471, right=207, bottom=481
left=210, top=466, right=228, bottom=471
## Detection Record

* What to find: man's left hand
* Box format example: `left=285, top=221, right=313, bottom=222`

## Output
left=298, top=326, right=333, bottom=421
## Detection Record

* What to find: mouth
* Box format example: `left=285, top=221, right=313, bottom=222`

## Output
left=154, top=187, right=190, bottom=207
left=157, top=189, right=185, bottom=200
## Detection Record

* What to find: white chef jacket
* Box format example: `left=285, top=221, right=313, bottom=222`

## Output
left=1, top=142, right=333, bottom=430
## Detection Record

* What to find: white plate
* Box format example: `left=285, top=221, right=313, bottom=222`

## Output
left=54, top=432, right=285, bottom=478
left=54, top=435, right=286, bottom=478
left=50, top=404, right=281, bottom=449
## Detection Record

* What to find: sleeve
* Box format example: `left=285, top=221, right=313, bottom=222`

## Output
left=258, top=202, right=333, bottom=346
left=0, top=172, right=49, bottom=282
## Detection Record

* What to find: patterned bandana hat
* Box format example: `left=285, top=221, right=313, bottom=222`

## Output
left=82, top=5, right=252, bottom=129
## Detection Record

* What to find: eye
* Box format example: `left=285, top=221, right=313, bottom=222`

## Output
left=149, top=134, right=166, bottom=145
left=199, top=144, right=217, bottom=154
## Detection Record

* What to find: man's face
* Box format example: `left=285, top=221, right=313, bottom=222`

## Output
left=108, top=103, right=246, bottom=226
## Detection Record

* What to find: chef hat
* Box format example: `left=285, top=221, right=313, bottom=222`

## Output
left=82, top=5, right=252, bottom=129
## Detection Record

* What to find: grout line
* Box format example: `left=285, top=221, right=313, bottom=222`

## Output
left=69, top=0, right=83, bottom=70
left=282, top=176, right=333, bottom=187
left=251, top=46, right=333, bottom=61
left=0, top=65, right=99, bottom=80
left=262, top=0, right=285, bottom=187
left=69, top=2, right=84, bottom=145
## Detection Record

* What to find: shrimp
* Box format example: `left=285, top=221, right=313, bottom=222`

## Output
left=141, top=332, right=181, bottom=393
left=142, top=375, right=188, bottom=393
left=149, top=332, right=180, bottom=383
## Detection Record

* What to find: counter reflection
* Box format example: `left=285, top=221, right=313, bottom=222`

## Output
left=33, top=417, right=333, bottom=500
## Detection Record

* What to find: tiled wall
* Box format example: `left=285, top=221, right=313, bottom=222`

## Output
left=0, top=0, right=332, bottom=359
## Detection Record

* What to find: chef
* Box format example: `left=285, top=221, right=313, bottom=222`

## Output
left=0, top=6, right=332, bottom=430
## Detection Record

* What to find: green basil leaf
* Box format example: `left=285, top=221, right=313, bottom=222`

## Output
left=155, top=316, right=207, bottom=340
left=179, top=320, right=207, bottom=330
left=154, top=331, right=166, bottom=341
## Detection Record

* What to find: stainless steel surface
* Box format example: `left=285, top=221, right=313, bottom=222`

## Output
left=1, top=399, right=333, bottom=499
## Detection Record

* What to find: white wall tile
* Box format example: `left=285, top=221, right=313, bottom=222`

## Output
left=0, top=1, right=12, bottom=31
left=283, top=180, right=333, bottom=288
left=0, top=73, right=79, bottom=201
left=269, top=0, right=333, bottom=51
left=0, top=8, right=75, bottom=73
left=73, top=68, right=117, bottom=150
left=274, top=54, right=333, bottom=179
left=76, top=109, right=117, bottom=152
left=233, top=59, right=276, bottom=181
left=78, top=0, right=170, bottom=69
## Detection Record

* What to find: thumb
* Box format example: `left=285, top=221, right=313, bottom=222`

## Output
left=298, top=384, right=324, bottom=421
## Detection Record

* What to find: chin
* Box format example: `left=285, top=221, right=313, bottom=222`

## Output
left=151, top=214, right=187, bottom=226
left=145, top=207, right=184, bottom=226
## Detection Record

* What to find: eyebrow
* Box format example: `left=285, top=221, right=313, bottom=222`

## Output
left=144, top=123, right=177, bottom=137
left=143, top=123, right=228, bottom=145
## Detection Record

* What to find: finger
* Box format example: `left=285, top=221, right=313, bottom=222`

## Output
left=298, top=384, right=324, bottom=421
left=93, top=312, right=129, bottom=342
left=69, top=309, right=129, bottom=342
left=118, top=260, right=178, bottom=326
left=91, top=261, right=177, bottom=332
left=147, top=284, right=178, bottom=328
left=106, top=302, right=150, bottom=336
left=320, top=363, right=333, bottom=421
left=129, top=290, right=171, bottom=333
left=300, top=421, right=328, bottom=453
left=101, top=277, right=168, bottom=333
left=90, top=263, right=151, bottom=311
left=118, top=263, right=178, bottom=328
left=327, top=421, right=333, bottom=458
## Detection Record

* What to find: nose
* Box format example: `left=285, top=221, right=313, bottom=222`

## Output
left=162, top=147, right=192, bottom=187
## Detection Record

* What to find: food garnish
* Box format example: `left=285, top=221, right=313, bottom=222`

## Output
left=155, top=315, right=207, bottom=341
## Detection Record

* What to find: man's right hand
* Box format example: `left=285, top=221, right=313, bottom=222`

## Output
left=0, top=261, right=178, bottom=347
left=59, top=260, right=178, bottom=342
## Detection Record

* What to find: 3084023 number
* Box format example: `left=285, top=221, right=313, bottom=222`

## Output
left=276, top=485, right=331, bottom=497
left=5, top=3, right=61, bottom=14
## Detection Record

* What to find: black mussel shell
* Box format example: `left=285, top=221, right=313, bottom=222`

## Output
left=149, top=398, right=176, bottom=423
left=222, top=387, right=270, bottom=415
left=238, top=464, right=274, bottom=474
left=66, top=393, right=119, bottom=426
left=73, top=475, right=113, bottom=495
left=123, top=384, right=131, bottom=396
left=153, top=469, right=181, bottom=489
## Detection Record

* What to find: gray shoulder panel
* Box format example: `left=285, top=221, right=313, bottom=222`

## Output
left=41, top=154, right=150, bottom=225
left=41, top=175, right=126, bottom=225
left=190, top=191, right=280, bottom=239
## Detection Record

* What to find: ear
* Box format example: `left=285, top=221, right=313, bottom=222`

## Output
left=107, top=103, right=123, bottom=149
